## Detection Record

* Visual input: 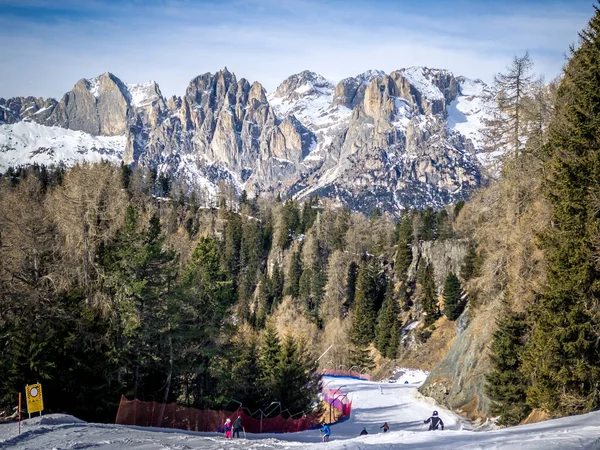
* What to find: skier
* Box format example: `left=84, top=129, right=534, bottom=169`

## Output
left=380, top=422, right=389, bottom=432
left=321, top=422, right=331, bottom=442
left=224, top=418, right=233, bottom=439
left=359, top=427, right=368, bottom=436
left=232, top=415, right=243, bottom=438
left=423, top=411, right=444, bottom=430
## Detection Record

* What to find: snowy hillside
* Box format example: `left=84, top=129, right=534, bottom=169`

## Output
left=1, top=375, right=599, bottom=449
left=0, top=121, right=125, bottom=171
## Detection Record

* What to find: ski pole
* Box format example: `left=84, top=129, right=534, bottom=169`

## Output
left=243, top=427, right=246, bottom=439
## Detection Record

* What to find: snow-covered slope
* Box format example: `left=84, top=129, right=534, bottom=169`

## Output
left=0, top=121, right=125, bottom=171
left=1, top=375, right=599, bottom=449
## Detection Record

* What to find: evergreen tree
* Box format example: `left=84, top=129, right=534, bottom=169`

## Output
left=419, top=264, right=438, bottom=326
left=286, top=250, right=302, bottom=297
left=276, top=335, right=321, bottom=414
left=523, top=8, right=600, bottom=415
left=278, top=200, right=301, bottom=249
left=345, top=261, right=358, bottom=309
left=418, top=207, right=436, bottom=241
left=460, top=245, right=480, bottom=282
left=375, top=280, right=400, bottom=358
left=443, top=273, right=464, bottom=320
left=299, top=268, right=314, bottom=311
left=270, top=265, right=284, bottom=311
left=395, top=214, right=413, bottom=280
left=349, top=261, right=378, bottom=370
left=259, top=327, right=281, bottom=401
left=486, top=312, right=531, bottom=425
left=435, top=209, right=453, bottom=240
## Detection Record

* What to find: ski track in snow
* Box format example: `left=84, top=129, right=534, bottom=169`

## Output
left=1, top=374, right=600, bottom=449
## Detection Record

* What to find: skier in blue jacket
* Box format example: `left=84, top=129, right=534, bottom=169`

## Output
left=321, top=423, right=331, bottom=442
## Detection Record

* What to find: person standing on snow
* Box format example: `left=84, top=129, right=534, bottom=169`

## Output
left=359, top=427, right=368, bottom=436
left=321, top=422, right=331, bottom=442
left=224, top=418, right=233, bottom=439
left=380, top=422, right=389, bottom=432
left=233, top=416, right=243, bottom=438
left=424, top=411, right=444, bottom=430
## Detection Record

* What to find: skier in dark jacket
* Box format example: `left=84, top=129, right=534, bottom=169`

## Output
left=380, top=422, right=389, bottom=432
left=424, top=410, right=444, bottom=430
left=233, top=416, right=242, bottom=438
left=359, top=427, right=368, bottom=436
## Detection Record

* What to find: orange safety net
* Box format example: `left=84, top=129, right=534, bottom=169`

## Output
left=115, top=396, right=323, bottom=434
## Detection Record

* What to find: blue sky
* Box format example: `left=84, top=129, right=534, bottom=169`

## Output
left=0, top=0, right=593, bottom=99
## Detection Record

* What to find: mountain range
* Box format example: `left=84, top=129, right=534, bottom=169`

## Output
left=0, top=67, right=494, bottom=214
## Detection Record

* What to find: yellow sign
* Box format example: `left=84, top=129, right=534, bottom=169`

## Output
left=26, top=383, right=44, bottom=414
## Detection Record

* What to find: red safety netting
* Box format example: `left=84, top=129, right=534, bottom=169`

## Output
left=115, top=396, right=322, bottom=434
left=322, top=387, right=352, bottom=417
left=321, top=369, right=372, bottom=381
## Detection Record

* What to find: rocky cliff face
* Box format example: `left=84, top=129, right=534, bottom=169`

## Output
left=0, top=67, right=494, bottom=214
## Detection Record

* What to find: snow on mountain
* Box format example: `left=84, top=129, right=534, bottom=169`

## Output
left=86, top=75, right=102, bottom=97
left=268, top=71, right=352, bottom=157
left=126, top=81, right=161, bottom=108
left=448, top=77, right=494, bottom=148
left=0, top=121, right=125, bottom=171
left=399, top=66, right=447, bottom=101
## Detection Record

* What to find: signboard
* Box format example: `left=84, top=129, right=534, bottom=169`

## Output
left=25, top=383, right=44, bottom=414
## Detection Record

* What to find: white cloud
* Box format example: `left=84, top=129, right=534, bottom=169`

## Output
left=0, top=0, right=591, bottom=99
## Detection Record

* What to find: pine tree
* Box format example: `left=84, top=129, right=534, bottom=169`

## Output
left=345, top=261, right=358, bottom=309
left=375, top=280, right=400, bottom=359
left=443, top=273, right=463, bottom=321
left=460, top=245, right=480, bottom=282
left=418, top=207, right=436, bottom=241
left=299, top=267, right=314, bottom=311
left=419, top=264, right=438, bottom=326
left=349, top=261, right=378, bottom=370
left=522, top=8, right=600, bottom=415
left=259, top=327, right=281, bottom=401
left=286, top=250, right=302, bottom=297
left=276, top=335, right=321, bottom=414
left=395, top=214, right=413, bottom=280
left=486, top=312, right=531, bottom=425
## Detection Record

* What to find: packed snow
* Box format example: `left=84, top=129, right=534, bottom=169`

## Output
left=0, top=121, right=125, bottom=171
left=2, top=373, right=600, bottom=449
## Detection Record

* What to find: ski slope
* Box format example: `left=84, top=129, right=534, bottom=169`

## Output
left=1, top=374, right=600, bottom=449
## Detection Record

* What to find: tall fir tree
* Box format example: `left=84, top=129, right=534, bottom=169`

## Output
left=443, top=273, right=464, bottom=321
left=349, top=261, right=378, bottom=370
left=375, top=280, right=400, bottom=359
left=522, top=7, right=600, bottom=415
left=286, top=250, right=302, bottom=297
left=419, top=264, right=438, bottom=326
left=486, top=312, right=531, bottom=425
left=395, top=214, right=413, bottom=280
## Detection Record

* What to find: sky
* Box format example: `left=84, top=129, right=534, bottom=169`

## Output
left=0, top=0, right=593, bottom=99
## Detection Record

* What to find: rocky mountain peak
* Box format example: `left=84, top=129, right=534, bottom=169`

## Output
left=1, top=67, right=495, bottom=215
left=270, top=70, right=335, bottom=102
